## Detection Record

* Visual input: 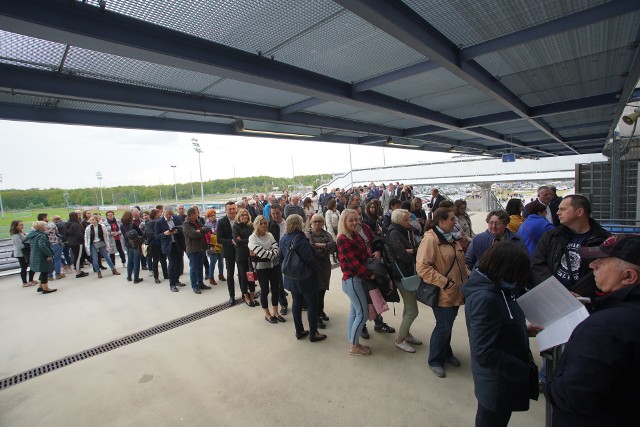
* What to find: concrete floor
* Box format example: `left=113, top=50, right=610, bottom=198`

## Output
left=0, top=212, right=545, bottom=427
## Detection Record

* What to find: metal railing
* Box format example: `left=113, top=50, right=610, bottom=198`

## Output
left=598, top=218, right=640, bottom=233
left=0, top=238, right=19, bottom=273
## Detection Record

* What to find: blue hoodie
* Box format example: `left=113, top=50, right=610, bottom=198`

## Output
left=518, top=214, right=555, bottom=256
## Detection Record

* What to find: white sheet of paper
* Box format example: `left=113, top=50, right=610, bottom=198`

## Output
left=516, top=276, right=590, bottom=351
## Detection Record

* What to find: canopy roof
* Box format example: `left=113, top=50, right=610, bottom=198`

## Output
left=1, top=0, right=639, bottom=158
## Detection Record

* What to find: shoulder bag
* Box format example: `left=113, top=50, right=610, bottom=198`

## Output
left=415, top=249, right=457, bottom=307
left=281, top=236, right=311, bottom=281
left=392, top=259, right=420, bottom=292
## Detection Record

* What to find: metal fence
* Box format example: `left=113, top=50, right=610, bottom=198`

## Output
left=0, top=238, right=19, bottom=273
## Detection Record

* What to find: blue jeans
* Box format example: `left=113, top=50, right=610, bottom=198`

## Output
left=90, top=243, right=115, bottom=272
left=208, top=252, right=224, bottom=278
left=62, top=243, right=72, bottom=266
left=187, top=251, right=204, bottom=291
left=51, top=243, right=63, bottom=276
left=342, top=277, right=368, bottom=345
left=429, top=305, right=459, bottom=367
left=126, top=246, right=140, bottom=280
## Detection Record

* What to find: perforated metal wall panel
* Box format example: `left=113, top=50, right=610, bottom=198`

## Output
left=413, top=85, right=493, bottom=112
left=303, top=102, right=365, bottom=117
left=441, top=101, right=510, bottom=120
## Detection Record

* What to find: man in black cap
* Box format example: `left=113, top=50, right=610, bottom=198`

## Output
left=546, top=234, right=640, bottom=427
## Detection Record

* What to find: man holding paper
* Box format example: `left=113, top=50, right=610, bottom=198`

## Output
left=547, top=234, right=640, bottom=427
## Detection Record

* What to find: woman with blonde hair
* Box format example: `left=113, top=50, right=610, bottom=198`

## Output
left=417, top=207, right=469, bottom=378
left=232, top=208, right=257, bottom=306
left=249, top=215, right=284, bottom=323
left=337, top=208, right=375, bottom=356
left=279, top=215, right=326, bottom=342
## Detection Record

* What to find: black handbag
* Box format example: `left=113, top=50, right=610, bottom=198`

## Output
left=415, top=254, right=456, bottom=307
left=415, top=281, right=440, bottom=306
left=281, top=236, right=311, bottom=281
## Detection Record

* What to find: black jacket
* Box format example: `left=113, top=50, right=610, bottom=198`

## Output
left=268, top=220, right=284, bottom=244
left=462, top=270, right=532, bottom=413
left=216, top=216, right=235, bottom=259
left=547, top=284, right=640, bottom=427
left=531, top=219, right=610, bottom=297
left=232, top=222, right=253, bottom=261
left=386, top=223, right=416, bottom=280
left=65, top=221, right=85, bottom=246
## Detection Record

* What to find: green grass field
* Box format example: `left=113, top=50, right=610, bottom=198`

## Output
left=0, top=209, right=130, bottom=238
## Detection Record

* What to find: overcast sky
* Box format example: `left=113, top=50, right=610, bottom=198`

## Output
left=0, top=119, right=457, bottom=191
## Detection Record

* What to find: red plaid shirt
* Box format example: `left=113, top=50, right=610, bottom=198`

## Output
left=337, top=232, right=371, bottom=280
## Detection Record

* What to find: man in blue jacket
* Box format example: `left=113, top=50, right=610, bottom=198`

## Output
left=547, top=234, right=640, bottom=427
left=155, top=206, right=185, bottom=292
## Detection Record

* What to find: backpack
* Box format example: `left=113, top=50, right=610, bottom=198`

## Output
left=126, top=229, right=142, bottom=248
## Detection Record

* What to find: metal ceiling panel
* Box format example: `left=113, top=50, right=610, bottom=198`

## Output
left=404, top=0, right=609, bottom=47
left=412, top=85, right=493, bottom=112
left=105, top=0, right=343, bottom=57
left=520, top=75, right=625, bottom=106
left=383, top=118, right=429, bottom=128
left=544, top=106, right=614, bottom=128
left=202, top=78, right=308, bottom=107
left=272, top=9, right=425, bottom=82
left=441, top=101, right=510, bottom=120
left=0, top=30, right=65, bottom=70
left=64, top=47, right=221, bottom=93
left=482, top=120, right=543, bottom=136
left=303, top=101, right=364, bottom=117
left=373, top=67, right=467, bottom=101
left=475, top=11, right=640, bottom=75
left=499, top=47, right=633, bottom=100
left=344, top=109, right=403, bottom=124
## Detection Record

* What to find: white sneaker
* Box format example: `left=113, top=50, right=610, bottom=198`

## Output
left=395, top=340, right=416, bottom=353
left=406, top=334, right=423, bottom=345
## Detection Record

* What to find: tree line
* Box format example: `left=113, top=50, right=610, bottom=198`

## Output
left=1, top=174, right=330, bottom=209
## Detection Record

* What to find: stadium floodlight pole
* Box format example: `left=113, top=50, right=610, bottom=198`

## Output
left=233, top=165, right=237, bottom=201
left=291, top=156, right=295, bottom=191
left=192, top=138, right=205, bottom=212
left=0, top=174, right=4, bottom=219
left=96, top=172, right=104, bottom=207
left=189, top=172, right=195, bottom=200
left=170, top=165, right=178, bottom=204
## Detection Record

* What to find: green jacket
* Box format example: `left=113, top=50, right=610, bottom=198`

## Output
left=25, top=230, right=53, bottom=272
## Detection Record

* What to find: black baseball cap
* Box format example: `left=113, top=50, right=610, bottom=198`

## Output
left=579, top=234, right=640, bottom=266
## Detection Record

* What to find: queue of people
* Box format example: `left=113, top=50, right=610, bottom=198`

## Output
left=10, top=181, right=640, bottom=427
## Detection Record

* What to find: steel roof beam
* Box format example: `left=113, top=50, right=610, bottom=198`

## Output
left=0, top=102, right=363, bottom=145
left=352, top=60, right=440, bottom=92
left=0, top=0, right=554, bottom=156
left=279, top=98, right=325, bottom=115
left=0, top=63, right=402, bottom=138
left=335, top=0, right=578, bottom=153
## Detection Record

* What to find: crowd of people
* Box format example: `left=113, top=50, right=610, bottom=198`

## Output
left=10, top=182, right=640, bottom=426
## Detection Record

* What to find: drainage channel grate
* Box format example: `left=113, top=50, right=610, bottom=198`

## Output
left=0, top=296, right=246, bottom=391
